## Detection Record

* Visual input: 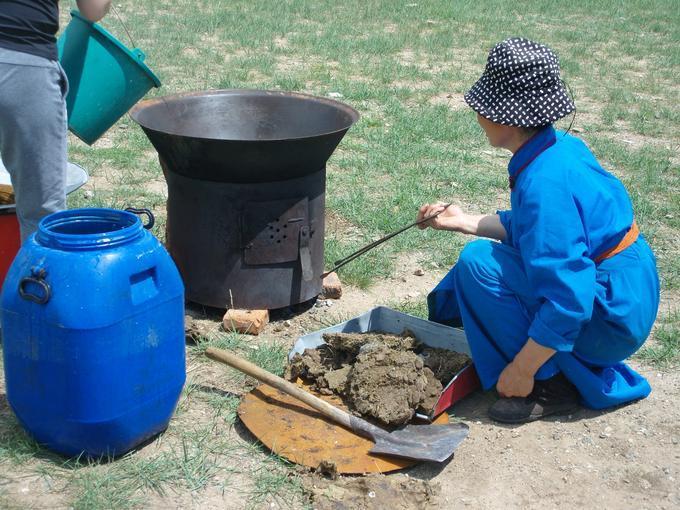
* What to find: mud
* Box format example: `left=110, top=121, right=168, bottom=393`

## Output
left=314, top=460, right=339, bottom=480
left=302, top=473, right=440, bottom=510
left=184, top=315, right=202, bottom=343
left=285, top=330, right=420, bottom=394
left=347, top=344, right=442, bottom=426
left=321, top=365, right=352, bottom=395
left=322, top=331, right=421, bottom=362
left=418, top=368, right=445, bottom=415
left=285, top=348, right=328, bottom=383
left=285, top=330, right=469, bottom=425
left=420, top=347, right=471, bottom=384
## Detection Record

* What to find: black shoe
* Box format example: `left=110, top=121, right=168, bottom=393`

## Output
left=489, top=372, right=580, bottom=424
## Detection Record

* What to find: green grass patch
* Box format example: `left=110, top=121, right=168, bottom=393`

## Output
left=68, top=463, right=146, bottom=510
left=247, top=343, right=289, bottom=378
left=0, top=419, right=45, bottom=466
left=390, top=298, right=430, bottom=319
left=189, top=330, right=288, bottom=379
left=247, top=461, right=306, bottom=509
left=60, top=0, right=679, bottom=292
left=63, top=429, right=222, bottom=509
left=190, top=330, right=248, bottom=356
left=200, top=390, right=241, bottom=424
left=638, top=310, right=680, bottom=367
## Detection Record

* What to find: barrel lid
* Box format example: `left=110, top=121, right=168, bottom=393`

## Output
left=69, top=10, right=161, bottom=88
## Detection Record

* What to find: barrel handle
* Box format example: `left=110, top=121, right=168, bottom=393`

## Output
left=19, top=268, right=51, bottom=305
left=125, top=207, right=155, bottom=230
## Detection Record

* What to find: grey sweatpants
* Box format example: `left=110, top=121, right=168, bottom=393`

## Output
left=0, top=47, right=68, bottom=242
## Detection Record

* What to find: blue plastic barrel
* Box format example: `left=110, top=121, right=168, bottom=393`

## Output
left=57, top=10, right=161, bottom=145
left=0, top=208, right=185, bottom=457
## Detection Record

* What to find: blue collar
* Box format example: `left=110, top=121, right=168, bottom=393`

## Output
left=508, top=125, right=557, bottom=189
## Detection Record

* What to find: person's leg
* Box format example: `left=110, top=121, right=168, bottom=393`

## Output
left=445, top=239, right=559, bottom=389
left=430, top=239, right=579, bottom=422
left=548, top=237, right=659, bottom=410
left=576, top=237, right=660, bottom=363
left=0, top=56, right=68, bottom=242
left=428, top=267, right=463, bottom=327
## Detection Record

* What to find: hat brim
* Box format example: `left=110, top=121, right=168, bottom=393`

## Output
left=464, top=73, right=575, bottom=127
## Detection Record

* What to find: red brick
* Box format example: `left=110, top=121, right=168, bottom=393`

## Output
left=223, top=309, right=269, bottom=335
left=322, top=272, right=342, bottom=299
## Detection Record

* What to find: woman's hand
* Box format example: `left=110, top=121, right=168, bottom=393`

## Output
left=497, top=338, right=556, bottom=397
left=417, top=202, right=465, bottom=231
left=77, top=0, right=112, bottom=22
left=416, top=203, right=508, bottom=240
left=496, top=361, right=535, bottom=398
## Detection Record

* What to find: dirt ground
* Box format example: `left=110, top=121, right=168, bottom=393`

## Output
left=302, top=472, right=440, bottom=509
left=183, top=255, right=680, bottom=509
left=0, top=255, right=677, bottom=509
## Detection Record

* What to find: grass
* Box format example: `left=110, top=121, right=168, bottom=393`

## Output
left=0, top=418, right=45, bottom=465
left=0, top=329, right=305, bottom=508
left=637, top=310, right=680, bottom=367
left=390, top=298, right=430, bottom=320
left=248, top=464, right=306, bottom=510
left=61, top=0, right=679, bottom=290
left=2, top=0, right=677, bottom=507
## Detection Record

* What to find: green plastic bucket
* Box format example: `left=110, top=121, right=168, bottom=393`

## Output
left=57, top=10, right=161, bottom=145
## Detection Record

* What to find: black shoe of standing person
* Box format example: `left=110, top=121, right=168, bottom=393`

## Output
left=489, top=372, right=581, bottom=424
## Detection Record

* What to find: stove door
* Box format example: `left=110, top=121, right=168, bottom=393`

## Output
left=241, top=197, right=309, bottom=266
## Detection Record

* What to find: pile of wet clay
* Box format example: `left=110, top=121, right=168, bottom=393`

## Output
left=285, top=331, right=471, bottom=426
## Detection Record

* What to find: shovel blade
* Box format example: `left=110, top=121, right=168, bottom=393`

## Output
left=369, top=422, right=469, bottom=463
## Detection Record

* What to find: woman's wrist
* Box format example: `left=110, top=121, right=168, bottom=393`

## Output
left=447, top=214, right=476, bottom=234
left=513, top=338, right=556, bottom=378
left=463, top=214, right=507, bottom=241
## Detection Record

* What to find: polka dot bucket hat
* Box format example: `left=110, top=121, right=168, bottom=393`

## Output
left=464, top=37, right=575, bottom=127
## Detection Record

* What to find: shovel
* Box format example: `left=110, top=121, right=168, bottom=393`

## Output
left=205, top=347, right=469, bottom=463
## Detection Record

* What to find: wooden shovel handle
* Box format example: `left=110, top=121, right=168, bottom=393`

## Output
left=205, top=347, right=354, bottom=430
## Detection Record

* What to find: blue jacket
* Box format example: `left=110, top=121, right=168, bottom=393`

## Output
left=497, top=126, right=660, bottom=407
left=499, top=126, right=658, bottom=354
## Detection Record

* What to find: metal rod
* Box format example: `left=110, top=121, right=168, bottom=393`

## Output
left=321, top=203, right=451, bottom=278
left=110, top=3, right=137, bottom=50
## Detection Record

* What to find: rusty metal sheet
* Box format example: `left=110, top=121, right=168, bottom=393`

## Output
left=238, top=383, right=449, bottom=474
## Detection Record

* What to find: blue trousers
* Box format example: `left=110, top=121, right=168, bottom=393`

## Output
left=428, top=239, right=659, bottom=409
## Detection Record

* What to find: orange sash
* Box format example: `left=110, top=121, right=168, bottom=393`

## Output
left=594, top=221, right=639, bottom=263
